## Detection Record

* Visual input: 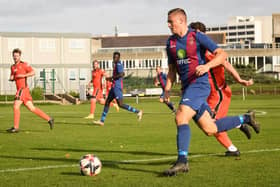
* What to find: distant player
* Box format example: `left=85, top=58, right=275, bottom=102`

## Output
left=190, top=21, right=254, bottom=156
left=7, top=48, right=54, bottom=133
left=84, top=60, right=119, bottom=119
left=93, top=52, right=143, bottom=126
left=163, top=8, right=260, bottom=176
left=154, top=66, right=176, bottom=113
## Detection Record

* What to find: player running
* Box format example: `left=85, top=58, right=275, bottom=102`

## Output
left=93, top=52, right=143, bottom=126
left=84, top=60, right=119, bottom=119
left=154, top=66, right=176, bottom=113
left=163, top=8, right=260, bottom=176
left=190, top=21, right=254, bottom=156
left=7, top=48, right=54, bottom=133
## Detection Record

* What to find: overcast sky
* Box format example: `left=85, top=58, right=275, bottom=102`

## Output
left=0, top=0, right=279, bottom=36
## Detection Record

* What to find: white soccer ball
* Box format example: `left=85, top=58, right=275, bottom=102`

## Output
left=79, top=154, right=102, bottom=176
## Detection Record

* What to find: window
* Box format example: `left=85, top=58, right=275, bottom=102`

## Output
left=229, top=39, right=236, bottom=42
left=220, top=26, right=227, bottom=30
left=237, top=25, right=245, bottom=29
left=229, top=26, right=236, bottom=30
left=246, top=25, right=254, bottom=29
left=238, top=32, right=245, bottom=35
left=39, top=39, right=56, bottom=51
left=8, top=38, right=24, bottom=51
left=69, top=39, right=85, bottom=49
left=229, top=32, right=237, bottom=36
left=68, top=69, right=77, bottom=81
left=246, top=31, right=254, bottom=35
left=79, top=69, right=88, bottom=81
left=212, top=27, right=219, bottom=31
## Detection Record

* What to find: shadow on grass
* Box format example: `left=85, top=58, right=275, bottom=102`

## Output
left=32, top=147, right=175, bottom=156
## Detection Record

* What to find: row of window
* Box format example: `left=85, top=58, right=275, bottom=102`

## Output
left=99, top=59, right=163, bottom=70
left=209, top=24, right=254, bottom=31
left=227, top=37, right=255, bottom=42
left=226, top=31, right=255, bottom=36
left=38, top=69, right=88, bottom=82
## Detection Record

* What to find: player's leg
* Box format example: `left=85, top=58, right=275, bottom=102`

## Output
left=7, top=100, right=23, bottom=133
left=93, top=89, right=115, bottom=126
left=163, top=104, right=195, bottom=176
left=113, top=87, right=142, bottom=120
left=99, top=97, right=119, bottom=111
left=85, top=88, right=99, bottom=119
left=197, top=106, right=259, bottom=136
left=25, top=101, right=54, bottom=129
left=212, top=88, right=240, bottom=156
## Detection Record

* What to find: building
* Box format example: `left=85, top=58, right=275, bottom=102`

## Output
left=207, top=15, right=273, bottom=44
left=0, top=32, right=92, bottom=94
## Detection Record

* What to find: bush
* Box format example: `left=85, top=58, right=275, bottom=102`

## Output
left=69, top=90, right=79, bottom=98
left=31, top=87, right=44, bottom=100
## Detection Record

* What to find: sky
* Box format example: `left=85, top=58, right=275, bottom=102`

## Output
left=0, top=0, right=279, bottom=36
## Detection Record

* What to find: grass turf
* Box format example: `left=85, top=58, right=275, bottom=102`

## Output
left=0, top=95, right=279, bottom=187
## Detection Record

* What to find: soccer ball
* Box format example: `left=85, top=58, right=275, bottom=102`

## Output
left=79, top=154, right=102, bottom=176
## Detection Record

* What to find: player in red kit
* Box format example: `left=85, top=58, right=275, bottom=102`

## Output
left=84, top=60, right=119, bottom=119
left=7, top=48, right=54, bottom=133
left=190, top=22, right=254, bottom=156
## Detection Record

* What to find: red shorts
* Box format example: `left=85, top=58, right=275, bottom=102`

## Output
left=92, top=87, right=104, bottom=100
left=15, top=88, right=33, bottom=105
left=207, top=86, right=232, bottom=119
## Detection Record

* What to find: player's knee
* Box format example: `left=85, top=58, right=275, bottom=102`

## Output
left=203, top=129, right=216, bottom=136
left=13, top=104, right=20, bottom=110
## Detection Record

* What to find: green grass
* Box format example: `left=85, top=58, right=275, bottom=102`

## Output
left=0, top=95, right=279, bottom=187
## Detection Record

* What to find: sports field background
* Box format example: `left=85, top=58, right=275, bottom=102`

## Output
left=0, top=95, right=279, bottom=187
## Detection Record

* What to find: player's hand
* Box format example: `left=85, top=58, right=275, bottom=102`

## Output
left=239, top=79, right=254, bottom=86
left=196, top=65, right=210, bottom=77
left=15, top=74, right=26, bottom=78
left=164, top=90, right=170, bottom=102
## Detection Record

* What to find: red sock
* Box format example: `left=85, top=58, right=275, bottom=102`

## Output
left=13, top=107, right=20, bottom=129
left=33, top=108, right=50, bottom=121
left=214, top=132, right=232, bottom=149
left=90, top=99, right=96, bottom=114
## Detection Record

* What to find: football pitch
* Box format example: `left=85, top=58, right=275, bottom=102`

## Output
left=0, top=95, right=279, bottom=187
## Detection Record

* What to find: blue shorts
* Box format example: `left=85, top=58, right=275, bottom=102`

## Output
left=108, top=87, right=123, bottom=100
left=180, top=82, right=211, bottom=122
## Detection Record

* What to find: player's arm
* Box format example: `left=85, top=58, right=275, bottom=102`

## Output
left=196, top=32, right=227, bottom=76
left=224, top=61, right=253, bottom=86
left=9, top=66, right=15, bottom=81
left=16, top=70, right=35, bottom=78
left=164, top=63, right=176, bottom=102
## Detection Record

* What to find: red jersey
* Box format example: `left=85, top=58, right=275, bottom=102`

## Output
left=106, top=80, right=112, bottom=92
left=92, top=68, right=105, bottom=89
left=10, top=61, right=33, bottom=90
left=205, top=51, right=226, bottom=89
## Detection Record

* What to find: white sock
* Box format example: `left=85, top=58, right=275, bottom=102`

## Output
left=228, top=145, right=238, bottom=152
left=236, top=124, right=241, bottom=129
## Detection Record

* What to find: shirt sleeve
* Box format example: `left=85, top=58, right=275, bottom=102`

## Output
left=117, top=63, right=124, bottom=74
left=24, top=63, right=33, bottom=73
left=196, top=32, right=219, bottom=53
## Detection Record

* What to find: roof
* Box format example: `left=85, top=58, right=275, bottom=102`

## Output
left=0, top=32, right=92, bottom=38
left=94, top=33, right=225, bottom=48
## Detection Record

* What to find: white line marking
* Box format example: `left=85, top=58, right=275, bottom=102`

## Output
left=0, top=148, right=279, bottom=173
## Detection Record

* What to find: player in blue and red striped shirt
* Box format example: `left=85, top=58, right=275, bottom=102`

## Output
left=93, top=52, right=143, bottom=126
left=154, top=66, right=176, bottom=113
left=163, top=8, right=260, bottom=176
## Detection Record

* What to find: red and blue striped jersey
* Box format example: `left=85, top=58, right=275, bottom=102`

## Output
left=166, top=28, right=218, bottom=89
left=112, top=61, right=124, bottom=89
left=157, top=72, right=167, bottom=89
